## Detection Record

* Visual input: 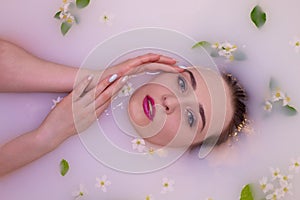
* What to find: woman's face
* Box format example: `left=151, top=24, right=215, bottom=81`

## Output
left=128, top=67, right=233, bottom=147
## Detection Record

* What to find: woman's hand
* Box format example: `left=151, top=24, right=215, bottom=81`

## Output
left=79, top=53, right=183, bottom=91
left=38, top=73, right=127, bottom=148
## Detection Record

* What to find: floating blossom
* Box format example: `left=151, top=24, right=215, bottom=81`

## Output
left=72, top=184, right=88, bottom=199
left=217, top=42, right=238, bottom=61
left=131, top=138, right=146, bottom=152
left=289, top=37, right=300, bottom=53
left=211, top=42, right=220, bottom=49
left=271, top=88, right=285, bottom=102
left=282, top=95, right=291, bottom=106
left=161, top=177, right=175, bottom=194
left=145, top=194, right=154, bottom=200
left=99, top=12, right=114, bottom=25
left=259, top=177, right=274, bottom=193
left=270, top=168, right=281, bottom=180
left=289, top=158, right=300, bottom=173
left=264, top=100, right=273, bottom=112
left=51, top=96, right=64, bottom=109
left=279, top=174, right=293, bottom=185
left=118, top=82, right=134, bottom=97
left=95, top=175, right=111, bottom=192
left=280, top=182, right=293, bottom=196
left=266, top=189, right=284, bottom=200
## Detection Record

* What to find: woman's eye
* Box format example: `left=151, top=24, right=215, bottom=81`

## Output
left=178, top=76, right=186, bottom=92
left=187, top=109, right=195, bottom=127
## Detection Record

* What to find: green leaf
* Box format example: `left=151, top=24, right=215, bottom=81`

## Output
left=250, top=5, right=266, bottom=28
left=76, top=0, right=90, bottom=8
left=61, top=22, right=72, bottom=36
left=283, top=105, right=298, bottom=116
left=192, top=41, right=211, bottom=49
left=240, top=184, right=254, bottom=200
left=54, top=11, right=61, bottom=19
left=60, top=159, right=69, bottom=176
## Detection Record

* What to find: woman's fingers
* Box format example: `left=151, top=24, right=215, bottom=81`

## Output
left=73, top=75, right=93, bottom=101
left=93, top=75, right=128, bottom=110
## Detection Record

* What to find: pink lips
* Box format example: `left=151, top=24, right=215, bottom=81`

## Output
left=143, top=95, right=156, bottom=121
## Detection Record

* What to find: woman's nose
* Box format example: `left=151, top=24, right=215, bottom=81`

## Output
left=162, top=95, right=179, bottom=114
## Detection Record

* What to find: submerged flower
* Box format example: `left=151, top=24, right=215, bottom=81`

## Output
left=131, top=138, right=146, bottom=152
left=289, top=37, right=300, bottom=53
left=289, top=158, right=300, bottom=173
left=264, top=100, right=273, bottom=112
left=270, top=168, right=281, bottom=180
left=95, top=175, right=111, bottom=192
left=266, top=189, right=284, bottom=200
left=161, top=177, right=175, bottom=193
left=72, top=184, right=88, bottom=199
left=259, top=177, right=274, bottom=193
left=280, top=182, right=293, bottom=196
left=279, top=174, right=293, bottom=185
left=145, top=194, right=154, bottom=200
left=99, top=12, right=114, bottom=25
left=118, top=82, right=134, bottom=97
left=51, top=96, right=63, bottom=109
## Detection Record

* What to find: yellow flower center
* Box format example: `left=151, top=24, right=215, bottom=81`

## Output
left=164, top=183, right=169, bottom=187
left=295, top=41, right=300, bottom=46
left=103, top=15, right=109, bottom=21
left=275, top=92, right=281, bottom=98
left=283, top=187, right=288, bottom=193
left=136, top=140, right=141, bottom=145
left=283, top=176, right=288, bottom=181
left=100, top=181, right=105, bottom=186
left=272, top=194, right=277, bottom=200
left=295, top=162, right=299, bottom=167
left=79, top=192, right=84, bottom=196
left=260, top=184, right=266, bottom=190
left=148, top=148, right=155, bottom=155
left=63, top=0, right=68, bottom=3
left=145, top=195, right=151, bottom=200
left=285, top=96, right=291, bottom=102
left=274, top=172, right=278, bottom=176
left=66, top=18, right=73, bottom=23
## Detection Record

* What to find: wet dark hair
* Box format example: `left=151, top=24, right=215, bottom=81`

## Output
left=216, top=73, right=248, bottom=145
left=191, top=72, right=248, bottom=149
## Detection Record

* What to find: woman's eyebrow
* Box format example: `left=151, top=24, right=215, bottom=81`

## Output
left=183, top=69, right=196, bottom=90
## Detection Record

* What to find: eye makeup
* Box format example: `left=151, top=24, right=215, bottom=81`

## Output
left=186, top=109, right=196, bottom=127
left=177, top=75, right=187, bottom=92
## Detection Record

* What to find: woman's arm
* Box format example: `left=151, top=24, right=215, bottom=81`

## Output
left=0, top=39, right=78, bottom=92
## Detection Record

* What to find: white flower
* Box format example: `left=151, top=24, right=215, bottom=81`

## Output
left=211, top=42, right=220, bottom=49
left=99, top=12, right=114, bottom=25
left=280, top=182, right=293, bottom=196
left=289, top=157, right=300, bottom=173
left=51, top=96, right=63, bottom=109
left=271, top=89, right=285, bottom=102
left=72, top=184, right=88, bottom=199
left=219, top=42, right=238, bottom=52
left=161, top=177, right=175, bottom=194
left=289, top=37, right=300, bottom=53
left=282, top=95, right=291, bottom=106
left=270, top=168, right=281, bottom=180
left=95, top=175, right=111, bottom=192
left=279, top=174, right=293, bottom=185
left=59, top=2, right=71, bottom=13
left=266, top=189, right=283, bottom=200
left=118, top=82, right=134, bottom=97
left=259, top=177, right=274, bottom=193
left=145, top=194, right=154, bottom=200
left=131, top=138, right=146, bottom=152
left=264, top=100, right=273, bottom=112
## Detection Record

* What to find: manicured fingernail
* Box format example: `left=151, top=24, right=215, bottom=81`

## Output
left=87, top=75, right=93, bottom=81
left=178, top=65, right=187, bottom=69
left=121, top=75, right=128, bottom=83
left=108, top=74, right=118, bottom=83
